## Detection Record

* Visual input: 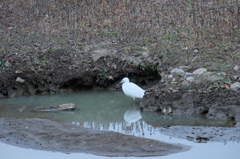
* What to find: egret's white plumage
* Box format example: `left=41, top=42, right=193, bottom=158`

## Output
left=117, top=77, right=145, bottom=100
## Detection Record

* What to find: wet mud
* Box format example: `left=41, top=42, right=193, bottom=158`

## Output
left=141, top=88, right=240, bottom=125
left=0, top=118, right=189, bottom=157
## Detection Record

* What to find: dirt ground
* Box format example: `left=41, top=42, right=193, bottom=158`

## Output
left=0, top=118, right=189, bottom=157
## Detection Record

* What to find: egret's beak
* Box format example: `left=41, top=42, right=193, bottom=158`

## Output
left=116, top=81, right=123, bottom=87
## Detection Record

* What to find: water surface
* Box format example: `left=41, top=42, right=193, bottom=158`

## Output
left=0, top=91, right=233, bottom=128
left=0, top=91, right=239, bottom=159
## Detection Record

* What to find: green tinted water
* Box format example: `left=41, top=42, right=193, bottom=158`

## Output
left=0, top=91, right=239, bottom=159
left=0, top=91, right=234, bottom=128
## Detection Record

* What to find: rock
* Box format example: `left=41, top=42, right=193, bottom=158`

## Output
left=233, top=65, right=239, bottom=71
left=5, top=60, right=11, bottom=67
left=182, top=80, right=191, bottom=86
left=16, top=77, right=25, bottom=83
left=193, top=48, right=199, bottom=53
left=232, top=75, right=239, bottom=80
left=193, top=68, right=207, bottom=74
left=179, top=66, right=190, bottom=70
left=142, top=51, right=149, bottom=57
left=34, top=43, right=41, bottom=47
left=170, top=68, right=185, bottom=77
left=15, top=70, right=22, bottom=74
left=186, top=76, right=194, bottom=82
left=230, top=82, right=240, bottom=92
left=204, top=72, right=224, bottom=82
left=33, top=103, right=76, bottom=112
left=184, top=72, right=193, bottom=78
left=165, top=74, right=173, bottom=79
left=111, top=64, right=117, bottom=69
left=217, top=72, right=227, bottom=76
left=187, top=72, right=225, bottom=84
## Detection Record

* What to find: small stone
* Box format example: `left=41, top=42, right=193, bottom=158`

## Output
left=193, top=48, right=199, bottom=53
left=168, top=107, right=172, bottom=113
left=230, top=82, right=240, bottom=92
left=5, top=60, right=11, bottom=67
left=163, top=108, right=167, bottom=114
left=111, top=64, right=117, bottom=69
left=108, top=76, right=114, bottom=80
left=193, top=68, right=207, bottom=74
left=170, top=68, right=185, bottom=77
left=217, top=72, right=227, bottom=76
left=165, top=74, right=173, bottom=79
left=182, top=80, right=191, bottom=86
left=233, top=65, right=239, bottom=71
left=142, top=51, right=149, bottom=57
left=232, top=75, right=239, bottom=80
left=204, top=72, right=224, bottom=81
left=16, top=77, right=25, bottom=83
left=172, top=89, right=178, bottom=93
left=179, top=66, right=190, bottom=70
left=186, top=76, right=194, bottom=82
left=191, top=56, right=198, bottom=63
left=34, top=43, right=41, bottom=47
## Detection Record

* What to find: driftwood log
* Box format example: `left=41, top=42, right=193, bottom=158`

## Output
left=34, top=103, right=76, bottom=112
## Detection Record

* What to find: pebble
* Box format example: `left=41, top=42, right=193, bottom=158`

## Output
left=193, top=68, right=207, bottom=74
left=233, top=65, right=239, bottom=71
left=230, top=82, right=240, bottom=92
left=16, top=77, right=25, bottom=83
left=186, top=76, right=194, bottom=82
left=232, top=75, right=239, bottom=80
left=193, top=48, right=199, bottom=53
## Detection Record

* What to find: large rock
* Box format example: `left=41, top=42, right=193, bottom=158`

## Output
left=184, top=72, right=226, bottom=85
left=230, top=82, right=240, bottom=92
left=170, top=68, right=185, bottom=77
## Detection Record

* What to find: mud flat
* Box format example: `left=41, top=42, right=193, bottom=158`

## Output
left=0, top=118, right=189, bottom=157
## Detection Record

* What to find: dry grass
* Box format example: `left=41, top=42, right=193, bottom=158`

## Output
left=0, top=0, right=239, bottom=54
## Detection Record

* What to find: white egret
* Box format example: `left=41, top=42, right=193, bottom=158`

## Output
left=116, top=77, right=145, bottom=100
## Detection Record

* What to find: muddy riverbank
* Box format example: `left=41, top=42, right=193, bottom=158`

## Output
left=0, top=118, right=239, bottom=157
left=0, top=118, right=189, bottom=157
left=1, top=46, right=240, bottom=122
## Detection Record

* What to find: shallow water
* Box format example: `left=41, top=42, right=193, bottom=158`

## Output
left=0, top=91, right=239, bottom=159
left=0, top=91, right=234, bottom=127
